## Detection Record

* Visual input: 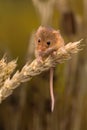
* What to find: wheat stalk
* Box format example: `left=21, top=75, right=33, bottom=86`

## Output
left=0, top=39, right=83, bottom=103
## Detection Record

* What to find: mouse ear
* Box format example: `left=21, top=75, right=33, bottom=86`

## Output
left=37, top=26, right=44, bottom=32
left=52, top=30, right=60, bottom=34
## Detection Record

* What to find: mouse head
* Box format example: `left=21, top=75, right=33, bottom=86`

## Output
left=34, top=26, right=61, bottom=52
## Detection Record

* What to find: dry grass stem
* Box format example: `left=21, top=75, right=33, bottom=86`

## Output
left=0, top=39, right=83, bottom=103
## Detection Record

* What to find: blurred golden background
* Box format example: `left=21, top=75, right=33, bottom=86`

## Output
left=0, top=0, right=87, bottom=130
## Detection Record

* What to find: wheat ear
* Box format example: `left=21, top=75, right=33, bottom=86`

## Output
left=0, top=39, right=83, bottom=103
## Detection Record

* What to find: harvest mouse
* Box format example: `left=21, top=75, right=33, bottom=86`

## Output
left=34, top=26, right=65, bottom=112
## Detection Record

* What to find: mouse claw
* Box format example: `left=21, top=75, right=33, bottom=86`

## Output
left=36, top=57, right=43, bottom=64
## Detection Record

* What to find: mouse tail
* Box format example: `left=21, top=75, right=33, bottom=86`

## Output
left=50, top=67, right=55, bottom=112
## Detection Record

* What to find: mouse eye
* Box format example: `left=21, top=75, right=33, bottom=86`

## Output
left=47, top=41, right=51, bottom=46
left=38, top=38, right=41, bottom=43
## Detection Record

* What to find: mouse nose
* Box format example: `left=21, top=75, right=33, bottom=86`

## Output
left=38, top=45, right=46, bottom=52
left=41, top=47, right=46, bottom=51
